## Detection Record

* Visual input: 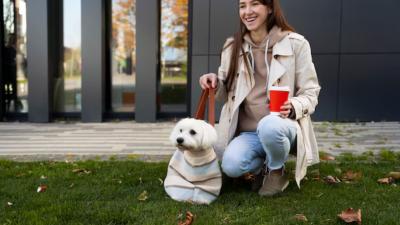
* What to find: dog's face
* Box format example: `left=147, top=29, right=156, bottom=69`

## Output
left=169, top=118, right=217, bottom=151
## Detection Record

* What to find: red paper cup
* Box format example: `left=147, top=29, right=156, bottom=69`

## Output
left=269, top=86, right=290, bottom=115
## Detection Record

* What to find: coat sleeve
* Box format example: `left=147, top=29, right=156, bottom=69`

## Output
left=215, top=38, right=234, bottom=103
left=290, top=39, right=321, bottom=120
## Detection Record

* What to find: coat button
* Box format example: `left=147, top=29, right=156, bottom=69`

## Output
left=274, top=55, right=279, bottom=59
left=304, top=109, right=308, bottom=115
left=231, top=96, right=235, bottom=101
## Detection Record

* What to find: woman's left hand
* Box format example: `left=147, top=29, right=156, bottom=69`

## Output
left=280, top=100, right=293, bottom=118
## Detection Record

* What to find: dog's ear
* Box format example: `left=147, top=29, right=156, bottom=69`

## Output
left=200, top=121, right=217, bottom=149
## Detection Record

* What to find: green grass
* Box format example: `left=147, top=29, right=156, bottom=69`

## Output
left=1, top=159, right=400, bottom=225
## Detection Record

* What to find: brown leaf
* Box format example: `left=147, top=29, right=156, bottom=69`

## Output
left=338, top=208, right=361, bottom=224
left=377, top=177, right=394, bottom=184
left=178, top=211, right=194, bottom=225
left=342, top=171, right=362, bottom=181
left=137, top=191, right=149, bottom=201
left=293, top=214, right=308, bottom=222
left=324, top=175, right=341, bottom=184
left=320, top=154, right=336, bottom=161
left=37, top=185, right=48, bottom=193
left=388, top=172, right=400, bottom=180
left=72, top=168, right=91, bottom=174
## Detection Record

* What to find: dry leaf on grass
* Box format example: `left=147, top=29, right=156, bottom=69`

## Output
left=293, top=214, right=308, bottom=222
left=320, top=155, right=336, bottom=161
left=40, top=175, right=47, bottom=180
left=324, top=175, right=341, bottom=184
left=158, top=178, right=164, bottom=185
left=37, top=185, right=48, bottom=193
left=388, top=172, right=400, bottom=180
left=137, top=191, right=149, bottom=201
left=178, top=211, right=194, bottom=225
left=7, top=202, right=13, bottom=207
left=338, top=208, right=361, bottom=224
left=72, top=168, right=91, bottom=174
left=377, top=177, right=394, bottom=184
left=342, top=171, right=362, bottom=182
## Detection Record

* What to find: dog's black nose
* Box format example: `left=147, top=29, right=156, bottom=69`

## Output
left=176, top=137, right=184, bottom=144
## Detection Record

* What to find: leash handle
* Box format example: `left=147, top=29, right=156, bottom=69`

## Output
left=194, top=88, right=215, bottom=126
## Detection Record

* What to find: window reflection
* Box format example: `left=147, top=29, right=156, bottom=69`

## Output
left=54, top=0, right=82, bottom=112
left=159, top=0, right=188, bottom=113
left=2, top=0, right=28, bottom=113
left=111, top=0, right=136, bottom=112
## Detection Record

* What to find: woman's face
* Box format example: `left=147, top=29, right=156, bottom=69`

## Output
left=239, top=0, right=271, bottom=33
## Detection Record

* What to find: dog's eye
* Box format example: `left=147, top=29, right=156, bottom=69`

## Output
left=180, top=129, right=182, bottom=133
left=189, top=130, right=197, bottom=135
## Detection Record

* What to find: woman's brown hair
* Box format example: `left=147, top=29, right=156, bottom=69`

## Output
left=223, top=0, right=294, bottom=93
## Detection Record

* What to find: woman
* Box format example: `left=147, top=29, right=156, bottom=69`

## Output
left=199, top=0, right=321, bottom=196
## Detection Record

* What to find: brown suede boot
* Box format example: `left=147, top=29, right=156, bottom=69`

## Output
left=258, top=168, right=289, bottom=197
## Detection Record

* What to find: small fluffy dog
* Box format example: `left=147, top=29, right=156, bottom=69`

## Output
left=164, top=118, right=222, bottom=204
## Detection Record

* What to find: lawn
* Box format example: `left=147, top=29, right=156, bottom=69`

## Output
left=1, top=156, right=400, bottom=225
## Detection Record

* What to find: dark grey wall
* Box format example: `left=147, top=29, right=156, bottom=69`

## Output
left=26, top=0, right=51, bottom=122
left=190, top=0, right=400, bottom=121
left=81, top=0, right=106, bottom=122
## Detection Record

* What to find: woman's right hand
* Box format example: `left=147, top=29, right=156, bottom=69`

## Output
left=199, top=73, right=218, bottom=90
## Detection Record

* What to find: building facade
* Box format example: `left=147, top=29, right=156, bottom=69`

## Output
left=1, top=0, right=400, bottom=123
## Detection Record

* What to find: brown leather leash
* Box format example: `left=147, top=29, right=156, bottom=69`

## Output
left=194, top=88, right=215, bottom=127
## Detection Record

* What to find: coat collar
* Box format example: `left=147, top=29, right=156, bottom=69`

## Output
left=241, top=33, right=293, bottom=57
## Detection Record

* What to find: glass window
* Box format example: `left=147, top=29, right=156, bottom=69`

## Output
left=110, top=0, right=136, bottom=112
left=2, top=0, right=28, bottom=113
left=159, top=0, right=189, bottom=113
left=54, top=0, right=82, bottom=113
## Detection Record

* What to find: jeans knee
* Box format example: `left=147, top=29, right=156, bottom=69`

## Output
left=257, top=116, right=285, bottom=144
left=221, top=155, right=245, bottom=178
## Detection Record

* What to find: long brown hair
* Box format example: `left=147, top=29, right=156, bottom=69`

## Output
left=223, top=0, right=294, bottom=93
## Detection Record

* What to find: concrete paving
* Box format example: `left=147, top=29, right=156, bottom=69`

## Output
left=0, top=121, right=399, bottom=161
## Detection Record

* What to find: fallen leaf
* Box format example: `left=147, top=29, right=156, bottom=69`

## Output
left=158, top=178, right=164, bottom=185
left=324, top=175, right=341, bottom=184
left=72, top=168, right=91, bottom=174
left=37, top=185, right=48, bottom=193
left=69, top=183, right=75, bottom=188
left=338, top=208, right=361, bottom=224
left=7, top=202, right=13, bottom=206
left=320, top=155, right=335, bottom=161
left=388, top=172, right=400, bottom=180
left=342, top=171, right=362, bottom=181
left=139, top=177, right=143, bottom=184
left=293, top=214, right=308, bottom=222
left=377, top=177, right=394, bottom=184
left=137, top=191, right=148, bottom=201
left=178, top=211, right=194, bottom=225
left=40, top=175, right=47, bottom=180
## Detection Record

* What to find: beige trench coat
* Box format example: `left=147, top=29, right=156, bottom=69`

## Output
left=214, top=33, right=321, bottom=187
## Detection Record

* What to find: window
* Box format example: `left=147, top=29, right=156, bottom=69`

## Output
left=2, top=0, right=28, bottom=113
left=110, top=0, right=136, bottom=112
left=159, top=0, right=189, bottom=114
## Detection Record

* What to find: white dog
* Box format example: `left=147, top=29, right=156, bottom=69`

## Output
left=164, top=118, right=222, bottom=204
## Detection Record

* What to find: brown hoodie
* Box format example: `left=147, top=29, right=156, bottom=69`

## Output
left=237, top=26, right=290, bottom=132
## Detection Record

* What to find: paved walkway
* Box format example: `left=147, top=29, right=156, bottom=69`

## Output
left=0, top=121, right=399, bottom=161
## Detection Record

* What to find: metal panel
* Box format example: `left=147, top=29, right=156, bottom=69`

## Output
left=26, top=0, right=50, bottom=122
left=136, top=0, right=158, bottom=122
left=338, top=54, right=400, bottom=121
left=311, top=55, right=339, bottom=121
left=341, top=0, right=400, bottom=53
left=81, top=0, right=106, bottom=122
left=190, top=56, right=208, bottom=115
left=209, top=0, right=239, bottom=55
left=192, top=0, right=210, bottom=55
left=281, top=0, right=341, bottom=54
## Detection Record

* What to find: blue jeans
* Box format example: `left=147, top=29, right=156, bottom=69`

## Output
left=221, top=115, right=297, bottom=177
